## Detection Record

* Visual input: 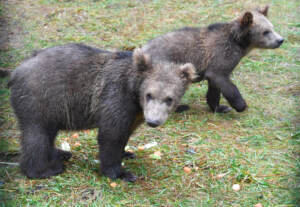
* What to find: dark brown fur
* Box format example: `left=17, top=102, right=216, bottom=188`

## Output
left=9, top=44, right=195, bottom=182
left=142, top=6, right=284, bottom=113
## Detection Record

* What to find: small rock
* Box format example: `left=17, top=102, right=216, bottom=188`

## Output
left=216, top=173, right=227, bottom=179
left=61, top=141, right=71, bottom=151
left=0, top=181, right=5, bottom=187
left=144, top=141, right=158, bottom=149
left=232, top=184, right=241, bottom=191
left=186, top=149, right=196, bottom=154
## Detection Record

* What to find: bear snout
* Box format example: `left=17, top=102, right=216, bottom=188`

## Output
left=146, top=119, right=161, bottom=128
left=276, top=38, right=284, bottom=47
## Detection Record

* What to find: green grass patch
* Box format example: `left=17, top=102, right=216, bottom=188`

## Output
left=0, top=0, right=300, bottom=206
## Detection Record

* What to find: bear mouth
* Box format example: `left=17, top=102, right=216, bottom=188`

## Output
left=272, top=43, right=282, bottom=49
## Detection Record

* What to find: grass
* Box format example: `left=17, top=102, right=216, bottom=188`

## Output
left=0, top=0, right=299, bottom=206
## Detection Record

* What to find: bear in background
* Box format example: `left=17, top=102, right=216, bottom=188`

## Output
left=142, top=6, right=284, bottom=113
left=9, top=44, right=196, bottom=182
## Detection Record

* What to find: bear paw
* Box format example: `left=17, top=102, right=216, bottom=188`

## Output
left=23, top=161, right=65, bottom=179
left=101, top=166, right=137, bottom=182
left=122, top=151, right=136, bottom=159
left=215, top=105, right=232, bottom=113
left=54, top=148, right=72, bottom=161
left=175, top=104, right=190, bottom=113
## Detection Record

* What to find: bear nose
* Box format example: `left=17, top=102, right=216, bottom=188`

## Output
left=146, top=120, right=160, bottom=128
left=277, top=38, right=284, bottom=45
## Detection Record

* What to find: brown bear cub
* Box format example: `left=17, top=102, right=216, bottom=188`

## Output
left=142, top=6, right=284, bottom=113
left=9, top=44, right=196, bottom=182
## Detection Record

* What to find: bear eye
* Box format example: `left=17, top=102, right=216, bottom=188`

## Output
left=165, top=97, right=173, bottom=106
left=263, top=30, right=270, bottom=36
left=146, top=93, right=152, bottom=102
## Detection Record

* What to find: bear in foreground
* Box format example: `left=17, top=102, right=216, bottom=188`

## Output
left=142, top=6, right=284, bottom=113
left=9, top=44, right=196, bottom=182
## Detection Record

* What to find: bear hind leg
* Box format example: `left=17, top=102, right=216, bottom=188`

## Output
left=206, top=79, right=232, bottom=113
left=19, top=123, right=65, bottom=179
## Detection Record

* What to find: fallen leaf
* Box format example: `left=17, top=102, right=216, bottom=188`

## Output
left=72, top=133, right=79, bottom=138
left=216, top=173, right=227, bottom=179
left=127, top=149, right=134, bottom=154
left=183, top=167, right=192, bottom=173
left=149, top=151, right=162, bottom=160
left=153, top=151, right=162, bottom=156
left=84, top=130, right=90, bottom=134
left=110, top=182, right=117, bottom=188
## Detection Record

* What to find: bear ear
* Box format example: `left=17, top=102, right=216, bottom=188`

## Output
left=179, top=63, right=197, bottom=82
left=240, top=12, right=253, bottom=28
left=258, top=5, right=269, bottom=16
left=133, top=48, right=152, bottom=72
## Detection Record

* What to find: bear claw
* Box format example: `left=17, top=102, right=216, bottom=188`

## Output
left=55, top=149, right=72, bottom=161
left=121, top=171, right=137, bottom=182
left=122, top=151, right=136, bottom=159
left=215, top=105, right=232, bottom=113
left=23, top=162, right=65, bottom=179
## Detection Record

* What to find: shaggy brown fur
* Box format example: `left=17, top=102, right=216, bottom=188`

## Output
left=143, top=6, right=284, bottom=113
left=9, top=44, right=196, bottom=182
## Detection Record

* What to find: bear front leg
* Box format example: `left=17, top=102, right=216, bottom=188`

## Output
left=97, top=93, right=139, bottom=182
left=208, top=76, right=247, bottom=112
left=206, top=80, right=232, bottom=113
left=98, top=128, right=137, bottom=182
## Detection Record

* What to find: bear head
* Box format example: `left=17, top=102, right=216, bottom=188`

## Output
left=133, top=48, right=197, bottom=128
left=237, top=5, right=284, bottom=49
